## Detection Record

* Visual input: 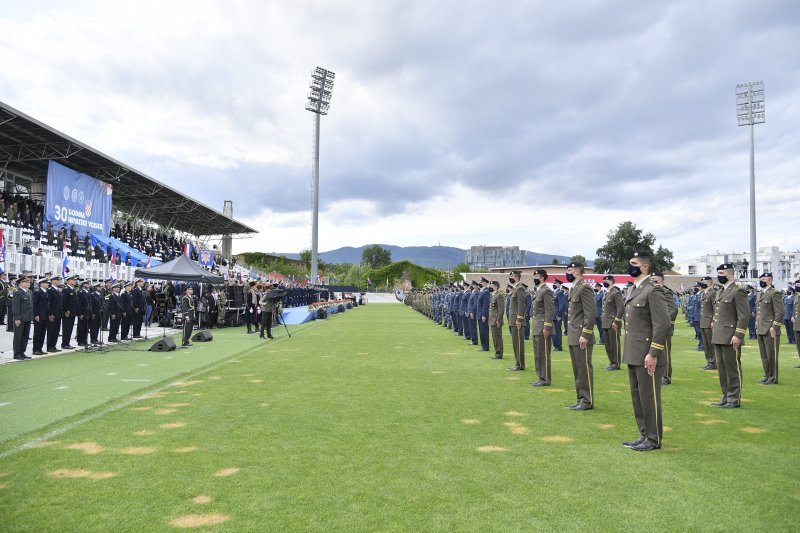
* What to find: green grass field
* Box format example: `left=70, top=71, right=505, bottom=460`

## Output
left=1, top=304, right=799, bottom=531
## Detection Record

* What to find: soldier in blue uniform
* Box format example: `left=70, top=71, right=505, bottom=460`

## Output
left=477, top=277, right=491, bottom=352
left=132, top=279, right=146, bottom=338
left=784, top=289, right=796, bottom=344
left=747, top=286, right=757, bottom=339
left=90, top=282, right=103, bottom=345
left=120, top=282, right=134, bottom=340
left=76, top=280, right=91, bottom=347
left=451, top=285, right=462, bottom=334
left=32, top=278, right=50, bottom=355
left=551, top=279, right=567, bottom=351
left=459, top=283, right=471, bottom=341
left=61, top=275, right=79, bottom=349
left=467, top=282, right=479, bottom=346
left=595, top=285, right=605, bottom=344
left=46, top=276, right=63, bottom=353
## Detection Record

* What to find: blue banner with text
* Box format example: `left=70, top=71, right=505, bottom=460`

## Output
left=44, top=160, right=113, bottom=236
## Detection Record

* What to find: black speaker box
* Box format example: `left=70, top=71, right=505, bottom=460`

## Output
left=192, top=331, right=213, bottom=342
left=149, top=338, right=177, bottom=352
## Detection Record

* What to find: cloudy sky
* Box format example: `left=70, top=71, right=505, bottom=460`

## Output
left=1, top=0, right=799, bottom=263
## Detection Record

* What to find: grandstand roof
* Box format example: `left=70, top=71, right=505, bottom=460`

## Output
left=0, top=101, right=256, bottom=236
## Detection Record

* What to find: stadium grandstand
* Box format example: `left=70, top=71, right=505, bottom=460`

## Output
left=0, top=101, right=257, bottom=282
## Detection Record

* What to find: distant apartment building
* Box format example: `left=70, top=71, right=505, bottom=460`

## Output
left=676, top=246, right=800, bottom=286
left=466, top=245, right=526, bottom=270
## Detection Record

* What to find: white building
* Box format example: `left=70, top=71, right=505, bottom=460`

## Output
left=465, top=245, right=526, bottom=271
left=676, top=246, right=799, bottom=287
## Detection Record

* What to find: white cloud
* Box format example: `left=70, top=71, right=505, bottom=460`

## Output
left=1, top=0, right=798, bottom=262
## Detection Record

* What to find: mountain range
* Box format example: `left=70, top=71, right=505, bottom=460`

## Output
left=278, top=245, right=591, bottom=269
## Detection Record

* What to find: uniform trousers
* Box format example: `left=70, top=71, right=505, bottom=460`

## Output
left=627, top=363, right=664, bottom=448
left=478, top=319, right=489, bottom=350
left=511, top=325, right=525, bottom=369
left=490, top=323, right=503, bottom=357
left=603, top=327, right=621, bottom=366
left=700, top=328, right=715, bottom=365
left=532, top=334, right=551, bottom=384
left=568, top=344, right=594, bottom=407
left=713, top=344, right=742, bottom=405
left=757, top=333, right=780, bottom=383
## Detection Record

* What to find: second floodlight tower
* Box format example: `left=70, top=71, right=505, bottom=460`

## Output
left=305, top=66, right=335, bottom=282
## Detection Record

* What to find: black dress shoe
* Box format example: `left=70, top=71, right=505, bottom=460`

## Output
left=479, top=348, right=489, bottom=352
left=631, top=441, right=660, bottom=451
left=720, top=402, right=740, bottom=409
left=570, top=403, right=593, bottom=411
left=661, top=378, right=671, bottom=385
left=710, top=400, right=727, bottom=407
left=756, top=377, right=768, bottom=384
left=507, top=366, right=522, bottom=371
left=764, top=379, right=776, bottom=385
left=532, top=381, right=549, bottom=387
left=268, top=335, right=274, bottom=339
left=566, top=403, right=580, bottom=409
left=61, top=345, right=75, bottom=350
left=623, top=437, right=645, bottom=448
left=490, top=355, right=503, bottom=360
left=47, top=348, right=61, bottom=353
left=32, top=350, right=45, bottom=355
left=702, top=363, right=716, bottom=370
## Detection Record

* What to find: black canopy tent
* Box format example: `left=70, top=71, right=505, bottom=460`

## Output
left=134, top=254, right=223, bottom=284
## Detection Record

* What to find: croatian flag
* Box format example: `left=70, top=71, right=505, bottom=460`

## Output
left=305, top=273, right=311, bottom=284
left=145, top=256, right=151, bottom=268
left=61, top=240, right=70, bottom=277
left=333, top=275, right=338, bottom=283
left=183, top=243, right=191, bottom=257
left=367, top=277, right=372, bottom=285
left=109, top=252, right=117, bottom=282
left=316, top=274, right=322, bottom=284
left=0, top=228, right=5, bottom=274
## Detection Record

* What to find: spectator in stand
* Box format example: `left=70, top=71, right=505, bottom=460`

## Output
left=83, top=231, right=91, bottom=251
left=22, top=241, right=34, bottom=255
left=46, top=221, right=55, bottom=245
left=94, top=242, right=106, bottom=263
left=56, top=226, right=66, bottom=250
left=70, top=227, right=79, bottom=256
left=84, top=243, right=93, bottom=261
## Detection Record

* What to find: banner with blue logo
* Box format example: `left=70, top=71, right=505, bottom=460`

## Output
left=44, top=160, right=113, bottom=236
left=198, top=249, right=215, bottom=267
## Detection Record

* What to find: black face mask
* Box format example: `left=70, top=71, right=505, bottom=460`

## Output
left=565, top=273, right=576, bottom=283
left=693, top=288, right=699, bottom=293
left=717, top=275, right=728, bottom=284
left=627, top=264, right=642, bottom=278
left=533, top=278, right=541, bottom=286
left=509, top=277, right=515, bottom=284
left=759, top=280, right=767, bottom=288
left=488, top=287, right=494, bottom=292
left=602, top=282, right=610, bottom=288
left=795, top=285, right=800, bottom=291
left=699, top=282, right=708, bottom=289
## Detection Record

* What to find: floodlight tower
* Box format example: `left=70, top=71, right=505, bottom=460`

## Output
left=736, top=81, right=765, bottom=278
left=305, top=66, right=335, bottom=281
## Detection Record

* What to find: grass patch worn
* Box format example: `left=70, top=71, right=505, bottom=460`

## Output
left=0, top=304, right=798, bottom=531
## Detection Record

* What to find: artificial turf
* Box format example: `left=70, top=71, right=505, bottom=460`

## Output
left=0, top=303, right=798, bottom=531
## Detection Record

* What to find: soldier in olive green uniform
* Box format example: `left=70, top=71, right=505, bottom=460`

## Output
left=621, top=251, right=671, bottom=451
left=698, top=276, right=717, bottom=370
left=710, top=263, right=750, bottom=408
left=508, top=271, right=527, bottom=371
left=488, top=281, right=505, bottom=359
left=530, top=269, right=554, bottom=386
left=755, top=272, right=784, bottom=385
left=565, top=262, right=596, bottom=410
left=600, top=274, right=624, bottom=371
left=652, top=272, right=679, bottom=385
